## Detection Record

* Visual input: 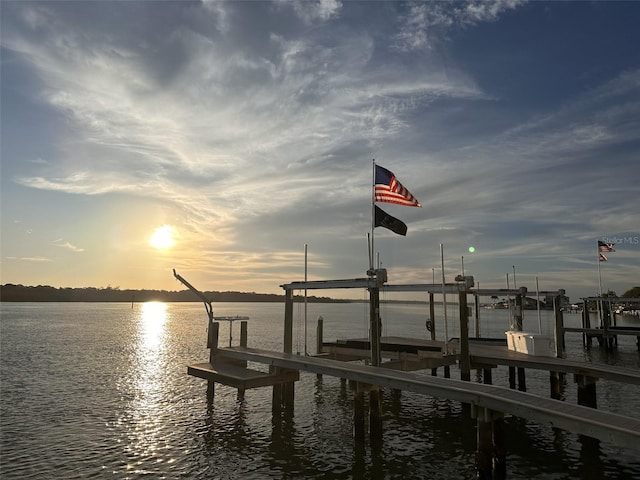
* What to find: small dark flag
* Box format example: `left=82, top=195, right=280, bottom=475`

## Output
left=598, top=240, right=615, bottom=252
left=374, top=205, right=407, bottom=236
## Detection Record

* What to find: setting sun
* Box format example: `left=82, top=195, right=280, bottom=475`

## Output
left=150, top=225, right=176, bottom=249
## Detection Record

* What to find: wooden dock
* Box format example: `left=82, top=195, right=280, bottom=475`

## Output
left=180, top=270, right=640, bottom=478
left=213, top=345, right=640, bottom=449
left=321, top=336, right=640, bottom=385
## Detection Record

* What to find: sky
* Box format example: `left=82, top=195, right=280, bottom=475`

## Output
left=1, top=0, right=639, bottom=302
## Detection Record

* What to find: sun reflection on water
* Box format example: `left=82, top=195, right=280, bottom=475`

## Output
left=140, top=302, right=168, bottom=350
left=122, top=301, right=172, bottom=471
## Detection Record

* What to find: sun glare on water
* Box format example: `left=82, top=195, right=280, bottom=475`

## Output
left=150, top=225, right=176, bottom=249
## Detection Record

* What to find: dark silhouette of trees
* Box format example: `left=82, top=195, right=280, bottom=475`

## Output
left=0, top=284, right=340, bottom=303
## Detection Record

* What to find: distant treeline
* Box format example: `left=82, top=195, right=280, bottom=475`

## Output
left=0, top=284, right=345, bottom=303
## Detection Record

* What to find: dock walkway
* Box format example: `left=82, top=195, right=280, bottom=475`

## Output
left=322, top=336, right=640, bottom=385
left=212, top=346, right=640, bottom=449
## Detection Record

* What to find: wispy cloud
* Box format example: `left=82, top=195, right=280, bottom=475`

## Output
left=53, top=239, right=85, bottom=253
left=393, top=0, right=525, bottom=51
left=6, top=256, right=53, bottom=263
left=1, top=1, right=638, bottom=297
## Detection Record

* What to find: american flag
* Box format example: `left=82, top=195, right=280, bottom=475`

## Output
left=599, top=253, right=608, bottom=262
left=598, top=240, right=615, bottom=253
left=374, top=165, right=421, bottom=207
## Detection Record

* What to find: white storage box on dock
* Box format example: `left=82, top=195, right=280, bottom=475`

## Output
left=505, top=331, right=555, bottom=357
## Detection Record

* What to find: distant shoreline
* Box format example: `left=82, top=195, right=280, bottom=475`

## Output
left=0, top=284, right=430, bottom=304
left=0, top=284, right=336, bottom=303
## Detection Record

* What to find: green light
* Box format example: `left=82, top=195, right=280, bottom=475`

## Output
left=468, top=246, right=475, bottom=253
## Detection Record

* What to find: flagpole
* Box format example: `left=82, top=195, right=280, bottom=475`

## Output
left=597, top=240, right=603, bottom=297
left=370, top=159, right=376, bottom=272
left=597, top=240, right=603, bottom=326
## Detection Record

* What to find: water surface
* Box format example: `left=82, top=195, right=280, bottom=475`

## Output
left=1, top=302, right=639, bottom=479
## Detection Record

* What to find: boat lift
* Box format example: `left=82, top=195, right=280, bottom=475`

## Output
left=173, top=269, right=248, bottom=347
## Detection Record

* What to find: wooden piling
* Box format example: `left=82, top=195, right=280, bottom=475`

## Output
left=207, top=322, right=220, bottom=400
left=517, top=367, right=527, bottom=392
left=369, top=387, right=383, bottom=449
left=240, top=321, right=248, bottom=347
left=238, top=320, right=247, bottom=399
left=575, top=374, right=598, bottom=409
left=369, top=287, right=381, bottom=367
left=316, top=316, right=324, bottom=354
left=492, top=413, right=507, bottom=480
left=582, top=307, right=592, bottom=348
left=475, top=407, right=494, bottom=480
left=473, top=406, right=506, bottom=480
left=459, top=291, right=471, bottom=382
left=553, top=295, right=565, bottom=358
left=550, top=371, right=564, bottom=400
left=354, top=386, right=366, bottom=443
left=284, top=289, right=294, bottom=354
left=274, top=289, right=296, bottom=413
left=508, top=366, right=516, bottom=389
left=514, top=293, right=524, bottom=331
left=483, top=368, right=492, bottom=385
left=428, top=292, right=436, bottom=341
left=428, top=293, right=438, bottom=376
left=367, top=284, right=384, bottom=446
left=474, top=294, right=480, bottom=338
left=316, top=316, right=324, bottom=379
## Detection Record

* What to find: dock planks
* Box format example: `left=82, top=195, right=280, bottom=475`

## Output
left=216, top=346, right=640, bottom=449
left=324, top=336, right=640, bottom=385
left=188, top=361, right=299, bottom=390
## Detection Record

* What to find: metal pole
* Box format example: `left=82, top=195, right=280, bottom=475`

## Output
left=506, top=274, right=512, bottom=330
left=536, top=277, right=542, bottom=334
left=370, top=159, right=376, bottom=272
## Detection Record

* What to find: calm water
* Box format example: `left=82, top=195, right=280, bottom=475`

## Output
left=1, top=302, right=639, bottom=479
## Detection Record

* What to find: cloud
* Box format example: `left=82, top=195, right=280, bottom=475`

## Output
left=53, top=239, right=85, bottom=253
left=393, top=0, right=525, bottom=51
left=289, top=0, right=342, bottom=24
left=6, top=256, right=53, bottom=263
left=1, top=1, right=637, bottom=297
